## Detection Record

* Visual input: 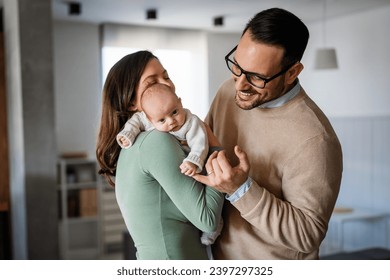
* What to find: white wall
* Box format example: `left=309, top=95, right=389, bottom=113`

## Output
left=301, top=5, right=390, bottom=118
left=53, top=21, right=101, bottom=159
left=206, top=32, right=240, bottom=105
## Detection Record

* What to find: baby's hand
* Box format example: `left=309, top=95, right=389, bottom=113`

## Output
left=118, top=136, right=130, bottom=148
left=180, top=162, right=197, bottom=177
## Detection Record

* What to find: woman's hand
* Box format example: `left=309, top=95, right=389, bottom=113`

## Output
left=193, top=146, right=250, bottom=195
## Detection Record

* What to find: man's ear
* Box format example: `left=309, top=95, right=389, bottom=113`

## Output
left=286, top=62, right=304, bottom=85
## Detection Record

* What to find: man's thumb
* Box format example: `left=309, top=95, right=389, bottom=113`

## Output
left=234, top=145, right=249, bottom=172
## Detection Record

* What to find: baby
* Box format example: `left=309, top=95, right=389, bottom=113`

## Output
left=117, top=83, right=222, bottom=246
left=117, top=83, right=208, bottom=176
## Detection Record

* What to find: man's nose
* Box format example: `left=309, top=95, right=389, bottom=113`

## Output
left=234, top=74, right=250, bottom=91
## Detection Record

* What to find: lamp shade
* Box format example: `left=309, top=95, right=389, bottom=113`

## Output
left=314, top=48, right=338, bottom=69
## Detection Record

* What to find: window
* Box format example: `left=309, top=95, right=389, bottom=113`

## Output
left=102, top=46, right=206, bottom=118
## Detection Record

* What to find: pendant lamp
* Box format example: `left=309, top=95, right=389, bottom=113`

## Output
left=314, top=0, right=338, bottom=69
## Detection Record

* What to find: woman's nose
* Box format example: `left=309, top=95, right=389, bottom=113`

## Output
left=160, top=78, right=175, bottom=89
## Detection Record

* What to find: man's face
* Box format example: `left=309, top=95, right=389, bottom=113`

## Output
left=231, top=31, right=291, bottom=110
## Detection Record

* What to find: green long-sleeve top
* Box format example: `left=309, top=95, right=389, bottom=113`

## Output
left=115, top=130, right=224, bottom=259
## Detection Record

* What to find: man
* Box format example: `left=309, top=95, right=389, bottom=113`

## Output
left=194, top=8, right=343, bottom=259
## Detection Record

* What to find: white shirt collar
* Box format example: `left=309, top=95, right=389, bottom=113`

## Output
left=258, top=80, right=301, bottom=109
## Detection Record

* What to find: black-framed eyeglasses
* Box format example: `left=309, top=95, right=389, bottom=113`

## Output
left=225, top=45, right=297, bottom=89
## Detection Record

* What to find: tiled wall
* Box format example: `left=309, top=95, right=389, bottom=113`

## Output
left=331, top=116, right=390, bottom=211
left=320, top=116, right=390, bottom=255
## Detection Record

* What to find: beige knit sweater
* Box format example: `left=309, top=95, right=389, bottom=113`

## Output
left=206, top=79, right=343, bottom=259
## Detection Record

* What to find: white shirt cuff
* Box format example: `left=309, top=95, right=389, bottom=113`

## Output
left=226, top=177, right=252, bottom=203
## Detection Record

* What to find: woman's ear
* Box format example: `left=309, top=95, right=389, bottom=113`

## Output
left=286, top=62, right=304, bottom=85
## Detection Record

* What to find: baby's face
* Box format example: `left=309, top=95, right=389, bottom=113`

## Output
left=145, top=94, right=186, bottom=133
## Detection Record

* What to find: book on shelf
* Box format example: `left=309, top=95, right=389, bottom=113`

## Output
left=79, top=189, right=97, bottom=217
left=58, top=189, right=97, bottom=218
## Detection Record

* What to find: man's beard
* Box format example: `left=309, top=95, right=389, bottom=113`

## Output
left=234, top=78, right=287, bottom=110
left=234, top=90, right=262, bottom=110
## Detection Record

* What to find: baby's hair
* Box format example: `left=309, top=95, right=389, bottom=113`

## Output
left=141, top=84, right=179, bottom=115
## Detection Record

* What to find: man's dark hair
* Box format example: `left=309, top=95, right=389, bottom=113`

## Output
left=243, top=8, right=309, bottom=67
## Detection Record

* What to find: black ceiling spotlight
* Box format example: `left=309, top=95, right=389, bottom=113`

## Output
left=214, top=16, right=224, bottom=27
left=146, top=9, right=157, bottom=20
left=68, top=2, right=81, bottom=16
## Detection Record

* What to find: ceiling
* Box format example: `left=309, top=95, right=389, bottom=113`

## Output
left=52, top=0, right=390, bottom=32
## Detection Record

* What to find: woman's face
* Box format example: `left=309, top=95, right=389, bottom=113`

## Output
left=131, top=58, right=175, bottom=112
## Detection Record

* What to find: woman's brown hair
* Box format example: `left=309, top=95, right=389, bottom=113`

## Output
left=96, top=51, right=157, bottom=186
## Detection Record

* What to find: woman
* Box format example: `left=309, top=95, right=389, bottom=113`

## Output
left=96, top=51, right=223, bottom=259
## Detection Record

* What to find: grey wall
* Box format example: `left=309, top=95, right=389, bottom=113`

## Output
left=53, top=21, right=101, bottom=159
left=206, top=32, right=239, bottom=105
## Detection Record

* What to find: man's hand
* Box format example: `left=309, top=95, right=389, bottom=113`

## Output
left=193, top=146, right=250, bottom=195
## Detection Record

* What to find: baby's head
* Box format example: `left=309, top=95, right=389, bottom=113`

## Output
left=141, top=84, right=186, bottom=132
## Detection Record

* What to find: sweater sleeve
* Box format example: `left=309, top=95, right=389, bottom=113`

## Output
left=182, top=115, right=209, bottom=173
left=233, top=134, right=342, bottom=253
left=116, top=112, right=153, bottom=149
left=139, top=131, right=223, bottom=233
